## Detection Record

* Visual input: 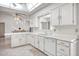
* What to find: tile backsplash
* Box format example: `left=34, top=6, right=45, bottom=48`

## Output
left=32, top=25, right=79, bottom=36
left=53, top=25, right=78, bottom=35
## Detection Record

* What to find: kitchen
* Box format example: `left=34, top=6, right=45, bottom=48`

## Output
left=0, top=3, right=79, bottom=56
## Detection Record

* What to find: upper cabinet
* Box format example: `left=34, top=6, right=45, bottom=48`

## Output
left=60, top=4, right=74, bottom=25
left=38, top=13, right=51, bottom=30
left=30, top=16, right=39, bottom=27
left=51, top=3, right=77, bottom=26
left=51, top=7, right=60, bottom=25
left=30, top=3, right=79, bottom=27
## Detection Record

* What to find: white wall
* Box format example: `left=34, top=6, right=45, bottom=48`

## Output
left=0, top=12, right=29, bottom=35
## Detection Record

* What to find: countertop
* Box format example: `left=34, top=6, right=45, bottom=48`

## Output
left=11, top=32, right=78, bottom=42
left=32, top=33, right=78, bottom=42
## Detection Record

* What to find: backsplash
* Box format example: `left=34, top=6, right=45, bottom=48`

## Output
left=32, top=25, right=79, bottom=36
left=53, top=25, right=79, bottom=35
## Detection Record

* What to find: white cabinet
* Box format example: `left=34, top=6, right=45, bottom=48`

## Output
left=30, top=16, right=39, bottom=27
left=19, top=34, right=27, bottom=45
left=51, top=4, right=76, bottom=26
left=57, top=44, right=70, bottom=56
left=11, top=34, right=20, bottom=47
left=49, top=38, right=56, bottom=55
left=34, top=36, right=39, bottom=48
left=51, top=7, right=60, bottom=25
left=38, top=14, right=51, bottom=30
left=44, top=37, right=56, bottom=55
left=29, top=35, right=35, bottom=46
left=57, top=40, right=70, bottom=56
left=26, top=34, right=31, bottom=44
left=38, top=36, right=44, bottom=51
left=60, top=4, right=74, bottom=25
left=11, top=33, right=27, bottom=47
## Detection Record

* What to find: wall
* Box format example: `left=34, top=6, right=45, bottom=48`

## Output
left=0, top=11, right=30, bottom=35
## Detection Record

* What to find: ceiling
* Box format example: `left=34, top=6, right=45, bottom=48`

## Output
left=0, top=3, right=51, bottom=15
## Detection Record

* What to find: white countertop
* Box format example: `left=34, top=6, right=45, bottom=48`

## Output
left=51, top=34, right=77, bottom=42
left=33, top=33, right=78, bottom=42
left=11, top=32, right=31, bottom=34
left=11, top=32, right=78, bottom=42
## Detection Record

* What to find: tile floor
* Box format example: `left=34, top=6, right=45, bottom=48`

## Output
left=0, top=37, right=46, bottom=56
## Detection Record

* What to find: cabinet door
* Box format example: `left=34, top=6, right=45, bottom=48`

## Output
left=38, top=36, right=44, bottom=51
left=30, top=35, right=35, bottom=46
left=49, top=39, right=56, bottom=55
left=44, top=38, right=50, bottom=53
left=34, top=36, right=39, bottom=48
left=26, top=34, right=31, bottom=44
left=61, top=4, right=74, bottom=25
left=51, top=8, right=60, bottom=25
left=44, top=38, right=56, bottom=55
left=11, top=34, right=20, bottom=47
left=20, top=34, right=27, bottom=45
left=57, top=45, right=70, bottom=56
left=57, top=40, right=70, bottom=56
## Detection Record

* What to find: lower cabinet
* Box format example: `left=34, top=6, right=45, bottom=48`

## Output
left=28, top=35, right=35, bottom=46
left=11, top=34, right=20, bottom=47
left=57, top=40, right=70, bottom=56
left=44, top=37, right=56, bottom=56
left=11, top=33, right=78, bottom=56
left=31, top=35, right=35, bottom=46
left=11, top=34, right=27, bottom=47
left=19, top=34, right=27, bottom=46
left=38, top=36, right=44, bottom=51
left=34, top=36, right=39, bottom=48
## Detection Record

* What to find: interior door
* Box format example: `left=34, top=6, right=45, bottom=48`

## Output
left=0, top=23, right=5, bottom=37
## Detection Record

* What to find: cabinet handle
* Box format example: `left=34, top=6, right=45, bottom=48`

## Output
left=58, top=16, right=61, bottom=24
left=72, top=20, right=74, bottom=24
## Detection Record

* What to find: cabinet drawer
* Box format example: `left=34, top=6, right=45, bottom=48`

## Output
left=57, top=45, right=70, bottom=56
left=57, top=40, right=70, bottom=47
left=57, top=52, right=67, bottom=56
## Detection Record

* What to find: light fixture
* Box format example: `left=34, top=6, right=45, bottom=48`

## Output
left=15, top=13, right=20, bottom=21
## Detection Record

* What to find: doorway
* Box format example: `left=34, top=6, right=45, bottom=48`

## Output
left=0, top=23, right=5, bottom=38
left=0, top=23, right=5, bottom=49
